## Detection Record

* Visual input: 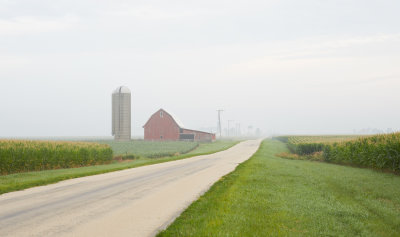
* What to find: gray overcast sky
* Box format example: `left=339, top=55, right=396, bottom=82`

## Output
left=1, top=0, right=399, bottom=137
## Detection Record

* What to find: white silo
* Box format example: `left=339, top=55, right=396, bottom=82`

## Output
left=112, top=86, right=131, bottom=141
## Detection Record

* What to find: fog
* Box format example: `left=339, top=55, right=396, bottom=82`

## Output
left=1, top=0, right=399, bottom=137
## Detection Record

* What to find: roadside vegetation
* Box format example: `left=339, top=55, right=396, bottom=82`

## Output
left=184, top=140, right=239, bottom=156
left=158, top=139, right=400, bottom=236
left=277, top=135, right=366, bottom=144
left=275, top=135, right=366, bottom=156
left=275, top=133, right=400, bottom=173
left=0, top=140, right=238, bottom=195
left=96, top=140, right=199, bottom=158
left=0, top=140, right=113, bottom=175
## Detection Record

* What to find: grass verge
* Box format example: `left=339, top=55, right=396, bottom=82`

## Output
left=95, top=140, right=199, bottom=157
left=0, top=140, right=239, bottom=195
left=158, top=139, right=400, bottom=237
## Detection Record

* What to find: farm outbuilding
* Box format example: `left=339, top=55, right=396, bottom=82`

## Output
left=143, top=109, right=216, bottom=142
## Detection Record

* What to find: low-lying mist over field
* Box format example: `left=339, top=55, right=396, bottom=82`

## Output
left=0, top=0, right=399, bottom=137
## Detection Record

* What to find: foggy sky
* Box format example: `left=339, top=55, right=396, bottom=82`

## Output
left=1, top=0, right=400, bottom=137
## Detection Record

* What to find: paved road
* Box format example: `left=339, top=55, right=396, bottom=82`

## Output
left=0, top=139, right=262, bottom=237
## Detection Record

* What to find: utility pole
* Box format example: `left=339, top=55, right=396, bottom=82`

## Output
left=228, top=120, right=234, bottom=137
left=217, top=109, right=224, bottom=138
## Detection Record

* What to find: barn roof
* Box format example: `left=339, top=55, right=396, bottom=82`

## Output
left=142, top=109, right=215, bottom=135
left=181, top=128, right=215, bottom=135
left=166, top=110, right=185, bottom=128
left=142, top=108, right=185, bottom=128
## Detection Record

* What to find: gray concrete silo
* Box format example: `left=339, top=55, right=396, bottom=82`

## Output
left=112, top=86, right=131, bottom=141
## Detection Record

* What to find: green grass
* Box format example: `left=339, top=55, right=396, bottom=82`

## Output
left=95, top=140, right=199, bottom=158
left=186, top=140, right=239, bottom=156
left=158, top=139, right=400, bottom=237
left=0, top=140, right=238, bottom=195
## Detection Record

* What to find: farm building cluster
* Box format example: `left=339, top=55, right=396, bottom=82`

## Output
left=143, top=109, right=215, bottom=142
left=112, top=86, right=215, bottom=142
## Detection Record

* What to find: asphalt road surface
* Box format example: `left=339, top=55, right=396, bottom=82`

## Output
left=0, top=139, right=262, bottom=237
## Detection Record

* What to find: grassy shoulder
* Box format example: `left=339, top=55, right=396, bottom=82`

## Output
left=0, top=140, right=239, bottom=195
left=180, top=140, right=240, bottom=157
left=158, top=139, right=400, bottom=237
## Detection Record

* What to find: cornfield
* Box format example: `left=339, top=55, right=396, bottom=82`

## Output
left=274, top=135, right=363, bottom=155
left=0, top=140, right=113, bottom=175
left=323, top=133, right=400, bottom=172
left=275, top=134, right=400, bottom=173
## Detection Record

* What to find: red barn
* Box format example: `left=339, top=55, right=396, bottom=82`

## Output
left=143, top=109, right=216, bottom=142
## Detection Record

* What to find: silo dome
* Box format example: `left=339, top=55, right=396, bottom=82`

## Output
left=113, top=86, right=131, bottom=94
